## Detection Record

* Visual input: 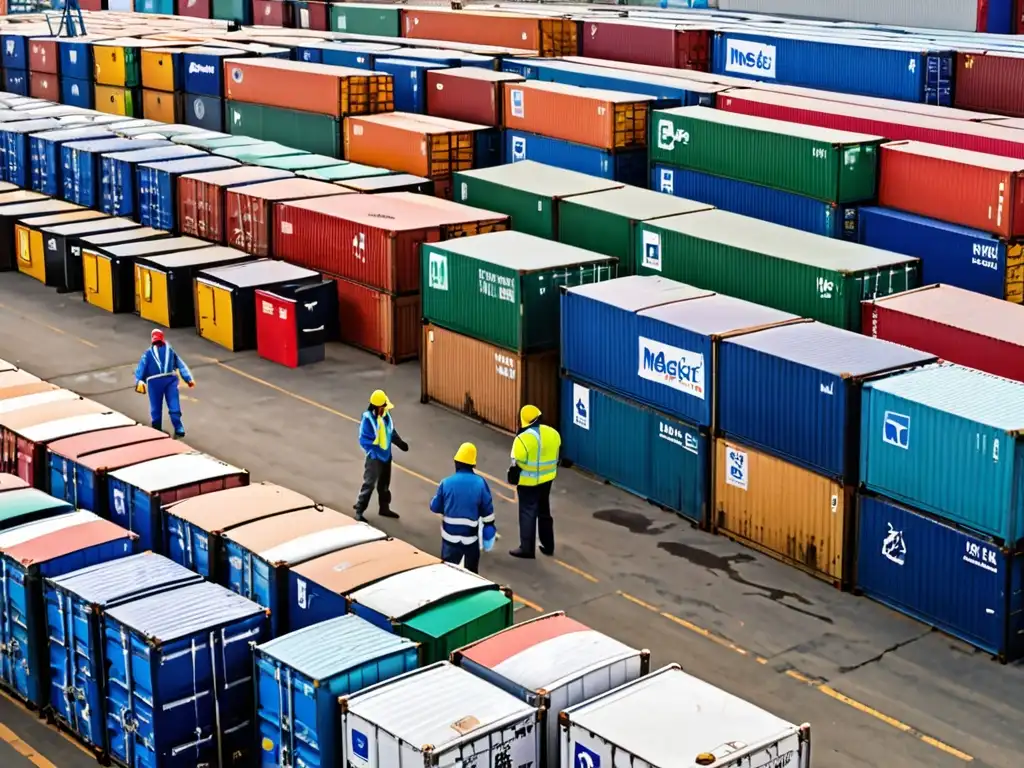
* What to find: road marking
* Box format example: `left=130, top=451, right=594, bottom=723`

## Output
left=0, top=722, right=57, bottom=768
left=513, top=594, right=544, bottom=613
left=554, top=559, right=599, bottom=583
left=0, top=303, right=96, bottom=349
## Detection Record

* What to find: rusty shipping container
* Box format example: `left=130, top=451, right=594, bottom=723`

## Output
left=580, top=20, right=709, bottom=70
left=420, top=322, right=559, bottom=433
left=28, top=39, right=59, bottom=74
left=503, top=81, right=651, bottom=151
left=225, top=178, right=353, bottom=258
left=177, top=166, right=293, bottom=244
left=332, top=275, right=421, bottom=363
left=878, top=141, right=1024, bottom=239
left=223, top=58, right=394, bottom=118
left=344, top=113, right=481, bottom=180
left=714, top=437, right=853, bottom=588
left=426, top=68, right=525, bottom=127
left=400, top=8, right=577, bottom=57
left=955, top=52, right=1024, bottom=118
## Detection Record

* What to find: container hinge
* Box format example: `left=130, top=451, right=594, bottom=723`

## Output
left=119, top=709, right=138, bottom=733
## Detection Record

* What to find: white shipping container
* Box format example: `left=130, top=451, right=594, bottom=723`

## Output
left=716, top=0, right=979, bottom=33
left=347, top=562, right=499, bottom=620
left=453, top=612, right=650, bottom=768
left=560, top=664, right=811, bottom=768
left=341, top=662, right=540, bottom=768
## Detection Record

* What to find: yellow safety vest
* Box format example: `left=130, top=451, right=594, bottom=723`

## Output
left=511, top=425, right=561, bottom=486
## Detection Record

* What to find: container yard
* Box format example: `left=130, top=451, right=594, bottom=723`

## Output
left=0, top=5, right=1020, bottom=768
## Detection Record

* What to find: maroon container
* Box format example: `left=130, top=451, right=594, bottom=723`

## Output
left=580, top=20, right=709, bottom=71
left=955, top=52, right=1024, bottom=118
left=330, top=273, right=420, bottom=363
left=426, top=68, right=524, bottom=127
left=177, top=0, right=212, bottom=19
left=178, top=166, right=292, bottom=244
left=28, top=39, right=58, bottom=75
left=864, top=285, right=1024, bottom=383
left=296, top=1, right=329, bottom=30
left=252, top=0, right=287, bottom=26
left=78, top=0, right=104, bottom=10
left=29, top=72, right=59, bottom=100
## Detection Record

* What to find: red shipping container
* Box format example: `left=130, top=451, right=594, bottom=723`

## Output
left=252, top=0, right=289, bottom=27
left=176, top=0, right=212, bottom=18
left=331, top=274, right=420, bottom=363
left=28, top=39, right=58, bottom=74
left=1, top=399, right=104, bottom=478
left=13, top=412, right=135, bottom=488
left=256, top=290, right=301, bottom=368
left=377, top=191, right=510, bottom=238
left=401, top=8, right=577, bottom=57
left=178, top=166, right=292, bottom=244
left=718, top=89, right=1024, bottom=160
left=864, top=285, right=1024, bottom=383
left=272, top=195, right=448, bottom=294
left=426, top=68, right=525, bottom=127
left=47, top=425, right=168, bottom=471
left=29, top=72, right=58, bottom=101
left=955, top=52, right=1024, bottom=118
left=225, top=178, right=352, bottom=257
left=78, top=0, right=103, bottom=10
left=878, top=141, right=1024, bottom=239
left=580, top=20, right=709, bottom=71
left=294, top=1, right=328, bottom=30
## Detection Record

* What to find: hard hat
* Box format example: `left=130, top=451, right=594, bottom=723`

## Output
left=151, top=329, right=165, bottom=344
left=369, top=389, right=393, bottom=409
left=453, top=442, right=477, bottom=466
left=520, top=404, right=541, bottom=428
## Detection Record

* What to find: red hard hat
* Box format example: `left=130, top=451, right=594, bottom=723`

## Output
left=151, top=329, right=165, bottom=344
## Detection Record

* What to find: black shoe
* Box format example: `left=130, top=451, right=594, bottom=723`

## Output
left=379, top=509, right=400, bottom=519
left=540, top=546, right=554, bottom=557
left=355, top=513, right=367, bottom=522
left=173, top=432, right=186, bottom=440
left=509, top=548, right=535, bottom=559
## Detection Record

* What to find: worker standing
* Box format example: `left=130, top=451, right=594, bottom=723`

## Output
left=354, top=389, right=408, bottom=522
left=507, top=404, right=561, bottom=559
left=134, top=329, right=194, bottom=439
left=429, top=442, right=495, bottom=574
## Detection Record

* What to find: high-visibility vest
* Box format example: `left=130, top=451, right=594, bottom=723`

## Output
left=511, top=424, right=561, bottom=486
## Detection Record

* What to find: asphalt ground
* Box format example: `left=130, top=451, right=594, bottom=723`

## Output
left=0, top=274, right=1021, bottom=767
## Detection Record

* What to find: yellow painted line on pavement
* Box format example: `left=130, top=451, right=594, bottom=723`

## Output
left=0, top=722, right=57, bottom=768
left=513, top=594, right=544, bottom=613
left=0, top=303, right=96, bottom=348
left=555, top=559, right=599, bottom=583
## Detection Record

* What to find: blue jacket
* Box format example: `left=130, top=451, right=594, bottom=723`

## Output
left=430, top=466, right=495, bottom=546
left=135, top=343, right=193, bottom=385
left=358, top=409, right=406, bottom=462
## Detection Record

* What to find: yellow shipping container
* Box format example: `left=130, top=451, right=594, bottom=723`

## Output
left=14, top=211, right=108, bottom=285
left=713, top=438, right=852, bottom=588
left=140, top=49, right=180, bottom=92
left=195, top=279, right=235, bottom=350
left=94, top=85, right=140, bottom=118
left=143, top=89, right=180, bottom=123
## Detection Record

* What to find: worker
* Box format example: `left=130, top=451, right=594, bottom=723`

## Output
left=429, top=442, right=496, bottom=574
left=134, top=329, right=194, bottom=439
left=507, top=404, right=561, bottom=559
left=354, top=389, right=408, bottom=522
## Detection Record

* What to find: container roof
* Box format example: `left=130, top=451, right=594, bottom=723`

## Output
left=339, top=173, right=431, bottom=191
left=433, top=67, right=524, bottom=83
left=48, top=552, right=202, bottom=606
left=225, top=507, right=384, bottom=563
left=77, top=437, right=191, bottom=472
left=349, top=562, right=496, bottom=621
left=661, top=105, right=884, bottom=144
left=562, top=186, right=712, bottom=221
left=257, top=155, right=340, bottom=171
left=429, top=230, right=615, bottom=272
left=404, top=589, right=511, bottom=639
left=883, top=140, right=1024, bottom=172
left=19, top=412, right=136, bottom=443
left=45, top=424, right=166, bottom=461
left=378, top=192, right=508, bottom=224
left=42, top=218, right=138, bottom=236
left=197, top=259, right=320, bottom=288
left=108, top=452, right=244, bottom=492
left=0, top=398, right=102, bottom=430
left=138, top=247, right=250, bottom=271
left=0, top=488, right=72, bottom=519
left=568, top=276, right=712, bottom=313
left=642, top=293, right=802, bottom=337
left=62, top=137, right=170, bottom=153
left=79, top=227, right=168, bottom=246
left=2, top=518, right=132, bottom=566
left=291, top=538, right=439, bottom=594
left=256, top=614, right=417, bottom=681
left=164, top=482, right=315, bottom=530
left=140, top=156, right=240, bottom=174
left=230, top=177, right=352, bottom=200
left=511, top=79, right=655, bottom=104
left=353, top=111, right=486, bottom=134
left=227, top=56, right=369, bottom=78
left=457, top=160, right=622, bottom=198
left=29, top=126, right=112, bottom=141
left=104, top=145, right=205, bottom=163
left=459, top=613, right=587, bottom=667
left=0, top=510, right=99, bottom=550
left=0, top=474, right=29, bottom=493
left=0, top=385, right=66, bottom=412
left=872, top=284, right=1024, bottom=346
left=0, top=368, right=44, bottom=388
left=181, top=166, right=292, bottom=185
left=293, top=194, right=463, bottom=231
left=101, top=236, right=209, bottom=258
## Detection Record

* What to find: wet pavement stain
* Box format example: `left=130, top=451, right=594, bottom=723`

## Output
left=593, top=508, right=674, bottom=535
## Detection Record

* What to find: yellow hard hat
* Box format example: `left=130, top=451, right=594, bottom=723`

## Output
left=453, top=442, right=477, bottom=466
left=520, top=404, right=541, bottom=427
left=369, top=389, right=392, bottom=409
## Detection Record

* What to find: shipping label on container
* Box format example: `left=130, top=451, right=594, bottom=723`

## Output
left=495, top=352, right=517, bottom=381
left=659, top=421, right=700, bottom=455
left=637, top=336, right=705, bottom=399
left=509, top=88, right=524, bottom=119
left=881, top=410, right=910, bottom=450
left=881, top=522, right=907, bottom=565
left=572, top=384, right=590, bottom=430
left=725, top=444, right=748, bottom=491
left=723, top=38, right=777, bottom=80
left=655, top=119, right=690, bottom=153
left=510, top=135, right=526, bottom=163
left=479, top=268, right=516, bottom=303
left=641, top=230, right=662, bottom=271
left=428, top=251, right=449, bottom=291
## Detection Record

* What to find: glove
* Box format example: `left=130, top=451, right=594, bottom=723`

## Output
left=393, top=436, right=409, bottom=452
left=482, top=527, right=496, bottom=553
left=187, top=380, right=196, bottom=389
left=135, top=382, right=146, bottom=395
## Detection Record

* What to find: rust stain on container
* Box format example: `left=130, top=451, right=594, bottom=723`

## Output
left=344, top=113, right=478, bottom=180
left=332, top=275, right=421, bottom=364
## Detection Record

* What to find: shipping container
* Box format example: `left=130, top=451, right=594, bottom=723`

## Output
left=182, top=48, right=244, bottom=98
left=254, top=280, right=336, bottom=367
left=183, top=93, right=225, bottom=133
left=580, top=20, right=708, bottom=70
left=0, top=487, right=72, bottom=531
left=103, top=581, right=269, bottom=768
left=400, top=8, right=576, bottom=56
left=251, top=154, right=344, bottom=173
left=298, top=162, right=391, bottom=183
left=29, top=125, right=115, bottom=196
left=214, top=140, right=308, bottom=163
left=716, top=0, right=1003, bottom=33
left=221, top=506, right=386, bottom=636
left=62, top=137, right=169, bottom=208
left=39, top=217, right=145, bottom=294
left=93, top=40, right=165, bottom=88
left=67, top=438, right=191, bottom=515
left=344, top=112, right=481, bottom=180
left=173, top=132, right=243, bottom=150
left=177, top=165, right=292, bottom=243
left=0, top=473, right=29, bottom=494
left=60, top=78, right=93, bottom=110
left=426, top=67, right=524, bottom=127
left=372, top=58, right=444, bottom=114
left=142, top=89, right=180, bottom=123
left=637, top=210, right=921, bottom=331
left=0, top=199, right=84, bottom=271
left=28, top=73, right=59, bottom=102
left=94, top=85, right=143, bottom=119
left=856, top=493, right=1023, bottom=662
left=44, top=553, right=204, bottom=752
left=504, top=130, right=644, bottom=188
left=0, top=388, right=75, bottom=417
left=330, top=4, right=401, bottom=36
left=225, top=100, right=342, bottom=157
left=140, top=48, right=184, bottom=93
left=560, top=664, right=811, bottom=768
left=956, top=51, right=1024, bottom=117
left=137, top=156, right=240, bottom=232
left=0, top=516, right=135, bottom=708
left=255, top=615, right=420, bottom=768
left=100, top=144, right=206, bottom=218
left=28, top=38, right=58, bottom=74
left=338, top=173, right=434, bottom=194
left=13, top=210, right=108, bottom=285
left=0, top=119, right=63, bottom=187
left=289, top=538, right=440, bottom=632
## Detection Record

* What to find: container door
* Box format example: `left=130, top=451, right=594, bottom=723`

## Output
left=14, top=225, right=38, bottom=281
left=83, top=250, right=102, bottom=307
left=196, top=281, right=220, bottom=345
left=29, top=230, right=46, bottom=283
left=136, top=265, right=170, bottom=326
left=47, top=590, right=76, bottom=730
left=103, top=625, right=137, bottom=767
left=16, top=437, right=34, bottom=487
left=5, top=563, right=33, bottom=700
left=49, top=455, right=70, bottom=503
left=647, top=414, right=706, bottom=526
left=254, top=655, right=291, bottom=765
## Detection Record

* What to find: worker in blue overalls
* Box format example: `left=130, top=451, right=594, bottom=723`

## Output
left=134, top=329, right=195, bottom=438
left=430, top=442, right=496, bottom=574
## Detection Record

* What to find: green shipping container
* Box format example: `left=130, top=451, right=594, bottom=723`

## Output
left=422, top=230, right=618, bottom=352
left=649, top=106, right=884, bottom=204
left=213, top=142, right=308, bottom=162
left=636, top=209, right=920, bottom=332
left=225, top=101, right=341, bottom=158
left=254, top=155, right=345, bottom=172
left=329, top=4, right=402, bottom=36
left=558, top=187, right=713, bottom=276
left=453, top=160, right=622, bottom=240
left=0, top=489, right=71, bottom=531
left=212, top=0, right=248, bottom=23
left=297, top=162, right=391, bottom=182
left=400, top=590, right=513, bottom=664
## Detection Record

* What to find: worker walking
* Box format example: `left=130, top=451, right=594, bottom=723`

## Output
left=430, top=442, right=495, bottom=574
left=354, top=389, right=408, bottom=521
left=134, top=329, right=194, bottom=438
left=508, top=404, right=561, bottom=559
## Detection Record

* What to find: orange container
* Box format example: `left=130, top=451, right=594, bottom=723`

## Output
left=224, top=58, right=394, bottom=118
left=344, top=113, right=477, bottom=180
left=143, top=89, right=180, bottom=123
left=400, top=8, right=577, bottom=57
left=503, top=81, right=651, bottom=150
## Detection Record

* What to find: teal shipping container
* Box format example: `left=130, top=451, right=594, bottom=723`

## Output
left=560, top=377, right=707, bottom=525
left=861, top=362, right=1024, bottom=546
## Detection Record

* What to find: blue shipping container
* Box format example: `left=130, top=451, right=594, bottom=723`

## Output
left=183, top=93, right=225, bottom=133
left=101, top=145, right=206, bottom=217
left=385, top=47, right=495, bottom=69
left=858, top=207, right=1017, bottom=301
left=720, top=321, right=935, bottom=481
left=30, top=126, right=114, bottom=195
left=561, top=276, right=799, bottom=428
left=296, top=45, right=323, bottom=63
left=320, top=44, right=379, bottom=70
left=856, top=494, right=1023, bottom=661
left=58, top=41, right=93, bottom=81
left=652, top=164, right=857, bottom=240
left=4, top=70, right=28, bottom=97
left=506, top=130, right=648, bottom=188
left=182, top=49, right=237, bottom=97
left=373, top=59, right=443, bottom=114
left=0, top=119, right=61, bottom=187
left=45, top=553, right=203, bottom=751
left=2, top=35, right=29, bottom=71
left=561, top=377, right=708, bottom=524
left=254, top=615, right=420, bottom=768
left=61, top=138, right=169, bottom=207
left=861, top=362, right=1024, bottom=546
left=711, top=31, right=953, bottom=105
left=60, top=77, right=93, bottom=109
left=137, top=156, right=240, bottom=231
left=103, top=581, right=268, bottom=767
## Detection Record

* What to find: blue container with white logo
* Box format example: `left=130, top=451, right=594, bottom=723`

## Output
left=561, top=377, right=708, bottom=524
left=320, top=44, right=382, bottom=70
left=719, top=322, right=935, bottom=482
left=183, top=93, right=225, bottom=133
left=61, top=138, right=169, bottom=207
left=385, top=47, right=495, bottom=69
left=296, top=44, right=324, bottom=64
left=101, top=145, right=206, bottom=217
left=2, top=35, right=29, bottom=71
left=861, top=362, right=1024, bottom=547
left=711, top=31, right=953, bottom=105
left=30, top=126, right=114, bottom=195
left=373, top=59, right=443, bottom=113
left=858, top=207, right=1015, bottom=301
left=58, top=40, right=93, bottom=81
left=561, top=276, right=801, bottom=428
left=652, top=165, right=856, bottom=240
left=506, top=130, right=647, bottom=188
left=254, top=615, right=420, bottom=768
left=135, top=0, right=173, bottom=12
left=0, top=119, right=61, bottom=187
left=4, top=69, right=28, bottom=97
left=856, top=493, right=1023, bottom=661
left=182, top=48, right=239, bottom=97
left=137, top=155, right=240, bottom=231
left=60, top=77, right=93, bottom=109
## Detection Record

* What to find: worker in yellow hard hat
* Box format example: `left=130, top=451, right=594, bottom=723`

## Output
left=429, top=442, right=496, bottom=574
left=507, top=404, right=561, bottom=559
left=354, top=389, right=408, bottom=522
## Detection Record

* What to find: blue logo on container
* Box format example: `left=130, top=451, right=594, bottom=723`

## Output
left=351, top=729, right=369, bottom=761
left=882, top=411, right=910, bottom=449
left=574, top=744, right=600, bottom=768
left=510, top=136, right=527, bottom=162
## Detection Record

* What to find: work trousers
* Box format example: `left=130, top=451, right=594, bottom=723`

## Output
left=441, top=541, right=481, bottom=574
left=148, top=376, right=184, bottom=436
left=517, top=481, right=554, bottom=556
left=354, top=456, right=392, bottom=515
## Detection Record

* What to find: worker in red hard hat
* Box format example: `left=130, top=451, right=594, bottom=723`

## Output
left=134, top=329, right=195, bottom=438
